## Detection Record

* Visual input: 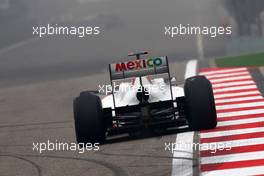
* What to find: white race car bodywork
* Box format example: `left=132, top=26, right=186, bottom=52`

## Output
left=102, top=76, right=184, bottom=109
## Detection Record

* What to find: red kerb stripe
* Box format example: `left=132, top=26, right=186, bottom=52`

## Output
left=216, top=99, right=264, bottom=106
left=201, top=131, right=264, bottom=143
left=201, top=159, right=264, bottom=172
left=217, top=113, right=264, bottom=122
left=217, top=105, right=264, bottom=113
left=200, top=144, right=264, bottom=157
left=201, top=121, right=264, bottom=133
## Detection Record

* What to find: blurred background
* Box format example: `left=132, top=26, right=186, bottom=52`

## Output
left=0, top=0, right=264, bottom=87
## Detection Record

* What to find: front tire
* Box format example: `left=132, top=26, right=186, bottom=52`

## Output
left=184, top=76, right=217, bottom=130
left=73, top=92, right=106, bottom=144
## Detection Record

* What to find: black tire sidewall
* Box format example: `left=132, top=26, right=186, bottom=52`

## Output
left=184, top=76, right=217, bottom=130
left=73, top=92, right=105, bottom=144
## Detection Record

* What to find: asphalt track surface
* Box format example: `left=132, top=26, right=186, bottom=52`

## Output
left=0, top=74, right=188, bottom=176
left=2, top=37, right=264, bottom=175
left=0, top=38, right=192, bottom=176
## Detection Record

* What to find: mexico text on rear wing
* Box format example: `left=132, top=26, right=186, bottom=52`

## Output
left=109, top=56, right=169, bottom=80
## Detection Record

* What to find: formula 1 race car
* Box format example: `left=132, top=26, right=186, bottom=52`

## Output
left=73, top=51, right=217, bottom=144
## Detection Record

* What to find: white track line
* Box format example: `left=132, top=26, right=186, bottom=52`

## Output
left=201, top=150, right=264, bottom=165
left=200, top=68, right=247, bottom=75
left=200, top=127, right=264, bottom=138
left=184, top=60, right=197, bottom=79
left=216, top=101, right=264, bottom=110
left=0, top=37, right=39, bottom=55
left=213, top=85, right=257, bottom=93
left=201, top=165, right=264, bottom=176
left=171, top=132, right=194, bottom=176
left=215, top=96, right=263, bottom=104
left=171, top=60, right=197, bottom=176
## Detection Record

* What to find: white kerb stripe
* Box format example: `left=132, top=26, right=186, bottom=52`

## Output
left=212, top=80, right=255, bottom=88
left=215, top=96, right=263, bottom=104
left=200, top=137, right=264, bottom=150
left=217, top=117, right=264, bottom=127
left=214, top=91, right=260, bottom=99
left=201, top=150, right=264, bottom=165
left=201, top=165, right=264, bottom=176
left=206, top=71, right=249, bottom=79
left=216, top=101, right=264, bottom=110
left=217, top=109, right=264, bottom=118
left=213, top=85, right=257, bottom=93
left=200, top=68, right=247, bottom=75
left=200, top=127, right=264, bottom=138
left=209, top=76, right=251, bottom=83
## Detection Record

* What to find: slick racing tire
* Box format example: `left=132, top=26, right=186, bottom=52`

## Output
left=184, top=75, right=217, bottom=130
left=73, top=92, right=105, bottom=144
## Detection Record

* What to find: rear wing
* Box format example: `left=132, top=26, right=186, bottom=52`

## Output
left=109, top=56, right=169, bottom=80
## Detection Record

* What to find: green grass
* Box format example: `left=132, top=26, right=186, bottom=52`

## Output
left=215, top=52, right=264, bottom=67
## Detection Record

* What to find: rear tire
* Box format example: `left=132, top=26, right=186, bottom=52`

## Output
left=184, top=76, right=217, bottom=130
left=73, top=92, right=106, bottom=144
